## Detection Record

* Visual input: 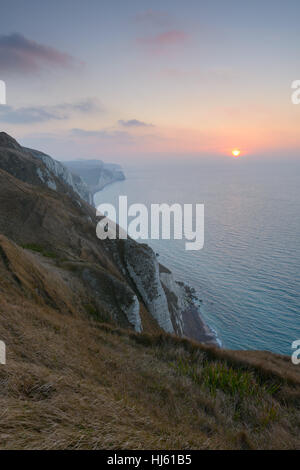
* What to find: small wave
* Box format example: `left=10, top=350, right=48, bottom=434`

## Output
left=194, top=298, right=223, bottom=347
left=210, top=325, right=223, bottom=347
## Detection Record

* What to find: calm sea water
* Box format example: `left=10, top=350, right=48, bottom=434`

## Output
left=94, top=160, right=300, bottom=355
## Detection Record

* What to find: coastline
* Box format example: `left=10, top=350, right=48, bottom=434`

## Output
left=94, top=180, right=220, bottom=348
left=177, top=282, right=221, bottom=347
left=93, top=180, right=222, bottom=348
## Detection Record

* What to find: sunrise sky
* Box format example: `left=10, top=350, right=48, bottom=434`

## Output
left=0, top=0, right=300, bottom=162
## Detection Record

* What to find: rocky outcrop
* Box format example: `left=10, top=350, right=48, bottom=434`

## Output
left=0, top=133, right=90, bottom=207
left=63, top=160, right=125, bottom=198
left=80, top=265, right=142, bottom=332
left=0, top=132, right=22, bottom=151
left=123, top=241, right=174, bottom=334
left=22, top=149, right=125, bottom=206
left=0, top=133, right=58, bottom=192
left=159, top=267, right=185, bottom=335
left=24, top=147, right=93, bottom=205
left=160, top=266, right=218, bottom=346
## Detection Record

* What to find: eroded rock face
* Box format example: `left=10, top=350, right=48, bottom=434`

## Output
left=25, top=148, right=93, bottom=205
left=0, top=134, right=58, bottom=191
left=123, top=240, right=174, bottom=334
left=160, top=270, right=185, bottom=335
left=124, top=294, right=141, bottom=333
left=81, top=266, right=142, bottom=332
left=0, top=132, right=213, bottom=342
left=0, top=132, right=22, bottom=151
left=63, top=160, right=125, bottom=197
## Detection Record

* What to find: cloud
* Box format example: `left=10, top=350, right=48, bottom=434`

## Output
left=71, top=128, right=133, bottom=143
left=118, top=119, right=154, bottom=128
left=0, top=99, right=101, bottom=124
left=137, top=30, right=187, bottom=52
left=0, top=33, right=78, bottom=74
left=71, top=127, right=165, bottom=149
left=0, top=105, right=64, bottom=124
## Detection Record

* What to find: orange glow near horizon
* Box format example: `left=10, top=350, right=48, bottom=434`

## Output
left=232, top=149, right=241, bottom=157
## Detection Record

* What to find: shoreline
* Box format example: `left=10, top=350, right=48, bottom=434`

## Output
left=94, top=183, right=220, bottom=348
left=178, top=282, right=221, bottom=347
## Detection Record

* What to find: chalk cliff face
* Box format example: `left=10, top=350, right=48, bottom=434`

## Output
left=0, top=131, right=201, bottom=340
left=63, top=160, right=125, bottom=199
left=21, top=149, right=126, bottom=206
left=123, top=241, right=174, bottom=333
left=24, top=148, right=93, bottom=205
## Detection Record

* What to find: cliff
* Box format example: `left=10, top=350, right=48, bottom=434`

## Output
left=63, top=159, right=125, bottom=198
left=24, top=147, right=93, bottom=205
left=0, top=132, right=213, bottom=343
left=22, top=149, right=126, bottom=205
left=0, top=132, right=299, bottom=450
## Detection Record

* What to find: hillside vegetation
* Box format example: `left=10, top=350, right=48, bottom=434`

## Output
left=0, top=235, right=300, bottom=449
left=0, top=133, right=299, bottom=449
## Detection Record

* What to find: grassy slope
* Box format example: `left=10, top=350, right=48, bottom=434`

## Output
left=0, top=236, right=299, bottom=450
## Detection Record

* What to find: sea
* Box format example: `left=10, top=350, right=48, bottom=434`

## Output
left=94, top=159, right=300, bottom=355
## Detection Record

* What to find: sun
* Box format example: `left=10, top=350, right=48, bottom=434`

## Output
left=232, top=149, right=241, bottom=157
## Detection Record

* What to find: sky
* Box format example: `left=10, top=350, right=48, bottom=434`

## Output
left=0, top=0, right=300, bottom=163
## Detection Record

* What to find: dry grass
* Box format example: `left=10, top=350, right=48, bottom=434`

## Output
left=0, top=235, right=299, bottom=450
left=0, top=297, right=300, bottom=449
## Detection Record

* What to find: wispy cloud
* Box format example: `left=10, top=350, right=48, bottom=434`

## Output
left=71, top=128, right=133, bottom=143
left=71, top=126, right=164, bottom=147
left=137, top=30, right=188, bottom=54
left=0, top=99, right=101, bottom=124
left=118, top=119, right=154, bottom=128
left=0, top=33, right=79, bottom=74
